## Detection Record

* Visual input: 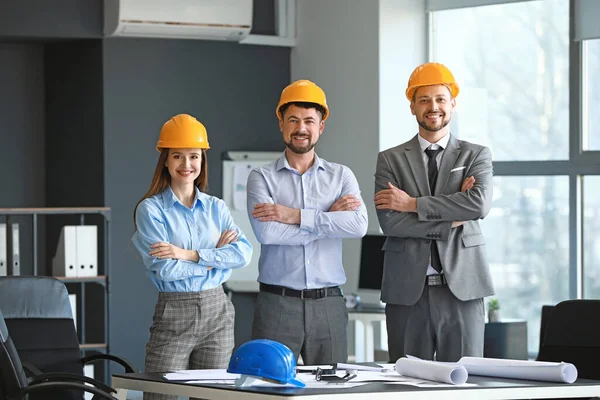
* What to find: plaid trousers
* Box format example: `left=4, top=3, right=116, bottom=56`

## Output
left=143, top=286, right=235, bottom=400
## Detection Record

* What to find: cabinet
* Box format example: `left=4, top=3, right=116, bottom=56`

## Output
left=0, top=207, right=111, bottom=380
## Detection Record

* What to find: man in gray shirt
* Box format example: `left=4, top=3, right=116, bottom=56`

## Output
left=247, top=80, right=368, bottom=364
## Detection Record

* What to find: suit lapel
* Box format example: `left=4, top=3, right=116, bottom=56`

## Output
left=436, top=134, right=461, bottom=194
left=404, top=135, right=430, bottom=196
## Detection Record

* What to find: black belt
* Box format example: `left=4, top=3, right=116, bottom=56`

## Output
left=260, top=283, right=343, bottom=299
left=426, top=274, right=447, bottom=286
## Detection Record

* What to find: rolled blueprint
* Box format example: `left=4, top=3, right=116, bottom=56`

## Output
left=458, top=357, right=578, bottom=383
left=395, top=357, right=468, bottom=385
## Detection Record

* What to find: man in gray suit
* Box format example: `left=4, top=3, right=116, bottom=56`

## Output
left=374, top=62, right=494, bottom=362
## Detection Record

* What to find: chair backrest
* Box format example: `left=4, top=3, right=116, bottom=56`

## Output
left=536, top=304, right=555, bottom=358
left=537, top=299, right=600, bottom=379
left=0, top=276, right=83, bottom=377
left=0, top=308, right=29, bottom=399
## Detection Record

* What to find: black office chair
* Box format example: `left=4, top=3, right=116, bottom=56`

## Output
left=0, top=308, right=117, bottom=400
left=0, top=276, right=135, bottom=399
left=536, top=304, right=555, bottom=360
left=537, top=299, right=600, bottom=380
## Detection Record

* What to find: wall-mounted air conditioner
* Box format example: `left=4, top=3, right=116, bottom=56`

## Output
left=104, top=0, right=253, bottom=41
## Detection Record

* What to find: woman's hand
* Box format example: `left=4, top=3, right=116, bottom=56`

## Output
left=149, top=242, right=199, bottom=262
left=216, top=229, right=238, bottom=248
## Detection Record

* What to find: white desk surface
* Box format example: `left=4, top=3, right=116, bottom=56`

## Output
left=112, top=372, right=600, bottom=400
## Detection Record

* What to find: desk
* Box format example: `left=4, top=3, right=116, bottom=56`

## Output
left=112, top=372, right=600, bottom=399
left=348, top=305, right=386, bottom=362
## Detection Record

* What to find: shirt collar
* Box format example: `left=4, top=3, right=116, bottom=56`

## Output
left=418, top=133, right=451, bottom=153
left=161, top=186, right=206, bottom=211
left=276, top=151, right=326, bottom=172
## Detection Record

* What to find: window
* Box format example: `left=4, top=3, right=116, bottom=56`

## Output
left=431, top=0, right=569, bottom=161
left=583, top=176, right=600, bottom=297
left=484, top=176, right=569, bottom=353
left=583, top=39, right=600, bottom=150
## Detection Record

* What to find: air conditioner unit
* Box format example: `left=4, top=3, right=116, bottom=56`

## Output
left=104, top=0, right=253, bottom=41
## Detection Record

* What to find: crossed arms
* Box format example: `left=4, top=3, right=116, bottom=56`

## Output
left=246, top=169, right=368, bottom=245
left=373, top=146, right=493, bottom=241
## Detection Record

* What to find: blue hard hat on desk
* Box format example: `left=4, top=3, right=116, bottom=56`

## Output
left=227, top=339, right=306, bottom=388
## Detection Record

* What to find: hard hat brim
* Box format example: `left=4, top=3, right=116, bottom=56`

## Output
left=288, top=377, right=306, bottom=388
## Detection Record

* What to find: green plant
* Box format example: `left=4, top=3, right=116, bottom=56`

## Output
left=487, top=298, right=500, bottom=311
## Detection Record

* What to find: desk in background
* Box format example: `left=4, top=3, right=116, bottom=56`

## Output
left=348, top=305, right=386, bottom=362
left=484, top=319, right=528, bottom=360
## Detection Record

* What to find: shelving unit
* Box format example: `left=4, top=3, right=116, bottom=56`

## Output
left=0, top=207, right=111, bottom=380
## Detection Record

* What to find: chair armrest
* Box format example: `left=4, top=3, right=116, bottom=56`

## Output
left=20, top=361, right=43, bottom=377
left=82, top=353, right=137, bottom=373
left=19, top=381, right=117, bottom=400
left=28, top=372, right=115, bottom=394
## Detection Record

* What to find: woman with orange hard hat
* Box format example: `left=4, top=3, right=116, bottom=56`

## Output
left=132, top=114, right=252, bottom=400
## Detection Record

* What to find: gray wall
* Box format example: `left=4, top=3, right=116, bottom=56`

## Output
left=102, top=38, right=289, bottom=367
left=0, top=43, right=46, bottom=275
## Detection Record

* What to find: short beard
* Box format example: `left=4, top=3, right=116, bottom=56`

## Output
left=286, top=140, right=315, bottom=154
left=418, top=117, right=451, bottom=132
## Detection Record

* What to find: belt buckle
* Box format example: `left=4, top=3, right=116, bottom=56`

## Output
left=300, top=289, right=309, bottom=299
left=319, top=288, right=327, bottom=298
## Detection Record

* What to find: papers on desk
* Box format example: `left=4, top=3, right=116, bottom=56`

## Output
left=395, top=357, right=468, bottom=385
left=458, top=357, right=578, bottom=383
left=163, top=369, right=239, bottom=381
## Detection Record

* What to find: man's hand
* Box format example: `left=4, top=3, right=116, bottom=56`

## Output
left=150, top=242, right=199, bottom=262
left=374, top=182, right=417, bottom=213
left=329, top=195, right=361, bottom=212
left=461, top=176, right=475, bottom=192
left=453, top=176, right=476, bottom=228
left=252, top=203, right=300, bottom=224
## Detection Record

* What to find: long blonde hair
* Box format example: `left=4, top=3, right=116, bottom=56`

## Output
left=133, top=148, right=208, bottom=231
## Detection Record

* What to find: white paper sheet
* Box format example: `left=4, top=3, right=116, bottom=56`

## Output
left=164, top=369, right=239, bottom=381
left=458, top=357, right=578, bottom=383
left=232, top=165, right=254, bottom=211
left=395, top=357, right=469, bottom=385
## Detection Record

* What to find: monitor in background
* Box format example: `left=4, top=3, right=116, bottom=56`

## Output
left=357, top=234, right=386, bottom=307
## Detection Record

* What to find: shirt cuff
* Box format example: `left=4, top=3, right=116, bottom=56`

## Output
left=300, top=209, right=316, bottom=232
left=196, top=249, right=222, bottom=266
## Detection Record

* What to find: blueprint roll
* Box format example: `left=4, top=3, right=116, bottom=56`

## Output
left=458, top=357, right=578, bottom=384
left=395, top=357, right=468, bottom=385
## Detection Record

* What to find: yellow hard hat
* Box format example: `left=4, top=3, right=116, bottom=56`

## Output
left=405, top=63, right=459, bottom=102
left=276, top=80, right=329, bottom=121
left=156, top=114, right=210, bottom=152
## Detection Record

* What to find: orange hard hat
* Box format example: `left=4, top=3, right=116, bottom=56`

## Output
left=156, top=114, right=210, bottom=152
left=276, top=80, right=329, bottom=121
left=405, top=62, right=459, bottom=102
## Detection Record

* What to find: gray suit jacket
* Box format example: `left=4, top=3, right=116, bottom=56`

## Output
left=375, top=134, right=495, bottom=305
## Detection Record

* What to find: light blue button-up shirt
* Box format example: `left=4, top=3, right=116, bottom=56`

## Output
left=132, top=186, right=252, bottom=292
left=247, top=152, right=368, bottom=290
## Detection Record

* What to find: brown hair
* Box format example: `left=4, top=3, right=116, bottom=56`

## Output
left=279, top=102, right=326, bottom=121
left=133, top=148, right=208, bottom=231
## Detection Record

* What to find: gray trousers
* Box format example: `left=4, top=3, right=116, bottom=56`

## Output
left=143, top=286, right=235, bottom=400
left=251, top=290, right=348, bottom=365
left=386, top=284, right=484, bottom=363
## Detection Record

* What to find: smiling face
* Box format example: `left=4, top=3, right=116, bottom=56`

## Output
left=165, top=148, right=202, bottom=185
left=279, top=105, right=325, bottom=155
left=410, top=84, right=456, bottom=135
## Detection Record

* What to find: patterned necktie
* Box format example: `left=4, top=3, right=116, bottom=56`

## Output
left=425, top=146, right=443, bottom=272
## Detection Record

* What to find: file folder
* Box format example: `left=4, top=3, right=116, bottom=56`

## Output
left=52, top=226, right=78, bottom=277
left=76, top=225, right=97, bottom=277
left=7, top=222, right=20, bottom=276
left=0, top=223, right=6, bottom=276
left=52, top=225, right=98, bottom=277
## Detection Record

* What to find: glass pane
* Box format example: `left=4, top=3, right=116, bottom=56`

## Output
left=482, top=176, right=569, bottom=354
left=584, top=40, right=600, bottom=150
left=583, top=176, right=600, bottom=296
left=432, top=0, right=569, bottom=161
